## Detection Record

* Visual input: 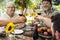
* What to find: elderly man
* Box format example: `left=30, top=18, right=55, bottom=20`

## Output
left=0, top=2, right=26, bottom=33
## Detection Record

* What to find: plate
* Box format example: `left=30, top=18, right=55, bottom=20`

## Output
left=38, top=34, right=52, bottom=39
left=12, top=29, right=24, bottom=35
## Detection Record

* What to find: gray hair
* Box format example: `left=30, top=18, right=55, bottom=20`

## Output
left=6, top=2, right=15, bottom=8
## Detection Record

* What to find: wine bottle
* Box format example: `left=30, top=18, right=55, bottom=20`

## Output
left=33, top=24, right=38, bottom=40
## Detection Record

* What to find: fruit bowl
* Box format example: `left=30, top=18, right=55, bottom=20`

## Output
left=38, top=34, right=52, bottom=39
left=37, top=27, right=52, bottom=39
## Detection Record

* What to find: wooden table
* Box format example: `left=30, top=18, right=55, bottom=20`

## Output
left=0, top=23, right=34, bottom=40
left=0, top=23, right=52, bottom=40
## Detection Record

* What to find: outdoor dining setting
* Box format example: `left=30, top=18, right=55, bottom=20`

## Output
left=0, top=0, right=60, bottom=40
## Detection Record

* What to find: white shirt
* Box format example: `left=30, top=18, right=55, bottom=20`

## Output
left=0, top=12, right=19, bottom=33
left=0, top=12, right=19, bottom=20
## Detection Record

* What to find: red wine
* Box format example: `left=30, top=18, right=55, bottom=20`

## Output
left=37, top=13, right=41, bottom=15
left=33, top=24, right=38, bottom=40
left=19, top=14, right=23, bottom=16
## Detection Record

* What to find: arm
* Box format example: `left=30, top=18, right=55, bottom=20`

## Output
left=43, top=17, right=53, bottom=27
left=11, top=16, right=26, bottom=23
left=0, top=20, right=10, bottom=26
left=35, top=16, right=54, bottom=35
left=0, top=16, right=26, bottom=26
left=35, top=15, right=53, bottom=27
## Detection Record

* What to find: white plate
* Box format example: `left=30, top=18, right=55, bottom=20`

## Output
left=12, top=29, right=24, bottom=34
left=0, top=27, right=5, bottom=33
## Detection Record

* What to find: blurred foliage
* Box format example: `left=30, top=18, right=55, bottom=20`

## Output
left=15, top=0, right=32, bottom=9
left=15, top=0, right=40, bottom=9
left=0, top=0, right=6, bottom=14
left=53, top=5, right=60, bottom=12
left=53, top=0, right=60, bottom=5
left=0, top=0, right=60, bottom=14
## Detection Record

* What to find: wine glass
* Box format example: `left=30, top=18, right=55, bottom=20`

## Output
left=30, top=13, right=37, bottom=18
left=24, top=13, right=29, bottom=17
left=19, top=14, right=23, bottom=16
